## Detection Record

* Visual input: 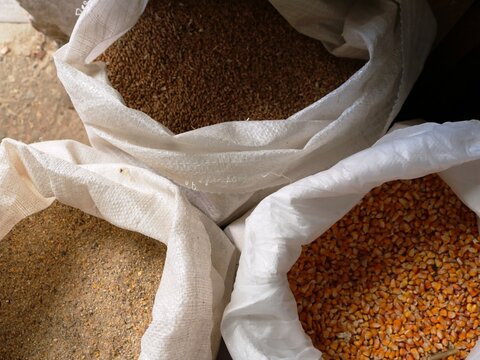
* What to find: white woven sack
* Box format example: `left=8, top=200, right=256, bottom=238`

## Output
left=53, top=0, right=436, bottom=224
left=222, top=120, right=480, bottom=359
left=0, top=139, right=236, bottom=360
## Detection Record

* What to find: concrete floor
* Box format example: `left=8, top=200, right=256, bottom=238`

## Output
left=0, top=22, right=88, bottom=144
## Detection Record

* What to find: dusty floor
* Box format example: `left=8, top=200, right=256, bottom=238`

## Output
left=0, top=23, right=87, bottom=144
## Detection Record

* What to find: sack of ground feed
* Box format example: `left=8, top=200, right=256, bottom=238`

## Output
left=221, top=120, right=480, bottom=359
left=53, top=0, right=435, bottom=224
left=0, top=139, right=236, bottom=360
left=1, top=202, right=167, bottom=359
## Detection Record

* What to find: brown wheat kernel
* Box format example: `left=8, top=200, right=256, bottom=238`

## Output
left=0, top=202, right=166, bottom=360
left=99, top=0, right=362, bottom=134
left=288, top=174, right=480, bottom=360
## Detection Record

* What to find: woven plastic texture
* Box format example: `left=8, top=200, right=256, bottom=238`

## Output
left=53, top=0, right=436, bottom=223
left=0, top=139, right=235, bottom=360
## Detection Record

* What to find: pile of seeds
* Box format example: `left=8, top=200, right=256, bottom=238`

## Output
left=100, top=0, right=362, bottom=134
left=0, top=202, right=167, bottom=360
left=288, top=174, right=480, bottom=360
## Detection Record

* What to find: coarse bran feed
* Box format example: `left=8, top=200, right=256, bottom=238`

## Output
left=288, top=174, right=480, bottom=360
left=0, top=202, right=167, bottom=360
left=100, top=0, right=363, bottom=134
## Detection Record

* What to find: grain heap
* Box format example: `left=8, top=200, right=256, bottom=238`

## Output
left=100, top=0, right=362, bottom=134
left=288, top=174, right=480, bottom=360
left=0, top=202, right=167, bottom=360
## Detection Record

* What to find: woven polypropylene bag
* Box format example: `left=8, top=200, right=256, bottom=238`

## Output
left=54, top=0, right=436, bottom=224
left=222, top=120, right=480, bottom=359
left=0, top=139, right=236, bottom=360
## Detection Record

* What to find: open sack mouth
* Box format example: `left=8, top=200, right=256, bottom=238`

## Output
left=55, top=0, right=417, bottom=197
left=222, top=121, right=480, bottom=360
left=0, top=140, right=235, bottom=360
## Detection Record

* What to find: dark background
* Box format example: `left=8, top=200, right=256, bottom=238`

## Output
left=395, top=0, right=480, bottom=124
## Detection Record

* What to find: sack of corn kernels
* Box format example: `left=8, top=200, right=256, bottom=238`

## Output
left=222, top=120, right=480, bottom=360
left=0, top=139, right=236, bottom=360
left=53, top=0, right=435, bottom=225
